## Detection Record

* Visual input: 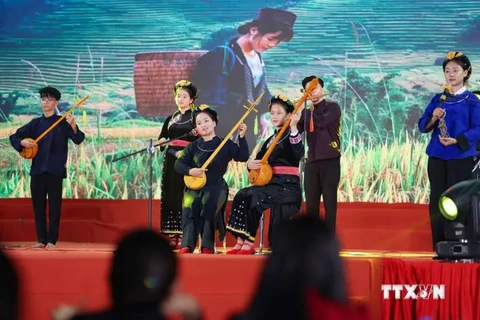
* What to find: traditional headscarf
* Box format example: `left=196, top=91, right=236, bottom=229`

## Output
left=442, top=51, right=472, bottom=81
left=268, top=94, right=294, bottom=113
left=173, top=80, right=198, bottom=99
left=192, top=104, right=219, bottom=124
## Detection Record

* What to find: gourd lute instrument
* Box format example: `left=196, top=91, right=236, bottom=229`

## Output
left=20, top=96, right=89, bottom=159
left=184, top=91, right=265, bottom=190
left=248, top=79, right=321, bottom=186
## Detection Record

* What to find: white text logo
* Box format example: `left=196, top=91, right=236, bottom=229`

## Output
left=381, top=284, right=445, bottom=299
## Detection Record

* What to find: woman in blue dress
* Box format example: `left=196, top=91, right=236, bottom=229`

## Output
left=418, top=51, right=480, bottom=249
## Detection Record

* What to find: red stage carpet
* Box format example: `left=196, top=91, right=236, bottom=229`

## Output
left=1, top=199, right=477, bottom=320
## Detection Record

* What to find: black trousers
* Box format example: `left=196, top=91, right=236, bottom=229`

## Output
left=182, top=215, right=215, bottom=251
left=304, top=157, right=341, bottom=232
left=180, top=182, right=228, bottom=251
left=427, top=156, right=474, bottom=250
left=30, top=173, right=63, bottom=244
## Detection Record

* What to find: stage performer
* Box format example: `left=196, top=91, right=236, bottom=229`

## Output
left=9, top=86, right=85, bottom=248
left=297, top=75, right=341, bottom=233
left=418, top=51, right=480, bottom=250
left=157, top=80, right=199, bottom=250
left=174, top=105, right=249, bottom=254
left=226, top=95, right=303, bottom=254
left=191, top=8, right=297, bottom=148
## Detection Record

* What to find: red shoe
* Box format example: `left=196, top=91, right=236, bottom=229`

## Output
left=237, top=246, right=256, bottom=255
left=201, top=248, right=214, bottom=254
left=226, top=247, right=241, bottom=254
left=178, top=247, right=192, bottom=254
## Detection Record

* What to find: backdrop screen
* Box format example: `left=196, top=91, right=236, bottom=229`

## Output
left=0, top=0, right=479, bottom=201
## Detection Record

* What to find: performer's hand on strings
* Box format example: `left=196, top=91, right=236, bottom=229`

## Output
left=439, top=137, right=457, bottom=146
left=290, top=112, right=301, bottom=131
left=238, top=123, right=247, bottom=137
left=66, top=114, right=76, bottom=128
left=296, top=102, right=305, bottom=114
left=247, top=159, right=262, bottom=170
left=20, top=139, right=36, bottom=148
left=189, top=168, right=207, bottom=177
left=432, top=108, right=444, bottom=120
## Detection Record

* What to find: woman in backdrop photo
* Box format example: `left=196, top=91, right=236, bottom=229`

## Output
left=191, top=7, right=297, bottom=148
left=158, top=80, right=199, bottom=250
left=418, top=51, right=480, bottom=250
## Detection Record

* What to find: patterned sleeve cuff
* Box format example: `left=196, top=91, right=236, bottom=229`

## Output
left=289, top=132, right=302, bottom=144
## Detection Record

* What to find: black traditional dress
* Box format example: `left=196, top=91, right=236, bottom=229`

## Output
left=226, top=128, right=304, bottom=245
left=174, top=135, right=249, bottom=251
left=158, top=110, right=197, bottom=236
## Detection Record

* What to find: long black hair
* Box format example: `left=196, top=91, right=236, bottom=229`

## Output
left=238, top=20, right=293, bottom=42
left=236, top=216, right=347, bottom=320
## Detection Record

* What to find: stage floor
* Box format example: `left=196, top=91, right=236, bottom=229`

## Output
left=0, top=199, right=444, bottom=319
left=2, top=241, right=436, bottom=320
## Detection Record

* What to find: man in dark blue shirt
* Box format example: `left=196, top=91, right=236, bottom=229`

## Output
left=9, top=86, right=85, bottom=248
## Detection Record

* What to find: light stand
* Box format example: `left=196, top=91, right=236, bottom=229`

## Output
left=112, top=138, right=157, bottom=230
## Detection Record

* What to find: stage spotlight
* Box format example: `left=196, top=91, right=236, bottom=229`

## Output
left=439, top=179, right=480, bottom=239
left=435, top=179, right=480, bottom=261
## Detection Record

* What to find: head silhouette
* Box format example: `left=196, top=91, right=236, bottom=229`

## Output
left=240, top=216, right=346, bottom=320
left=110, top=230, right=177, bottom=310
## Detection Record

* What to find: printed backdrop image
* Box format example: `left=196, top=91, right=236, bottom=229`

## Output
left=0, top=0, right=479, bottom=202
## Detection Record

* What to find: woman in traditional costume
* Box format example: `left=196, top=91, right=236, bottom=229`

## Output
left=418, top=51, right=480, bottom=249
left=174, top=105, right=249, bottom=253
left=226, top=95, right=304, bottom=254
left=158, top=80, right=199, bottom=249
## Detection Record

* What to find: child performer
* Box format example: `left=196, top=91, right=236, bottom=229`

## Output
left=174, top=105, right=249, bottom=253
left=157, top=80, right=199, bottom=249
left=226, top=95, right=304, bottom=254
